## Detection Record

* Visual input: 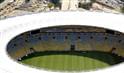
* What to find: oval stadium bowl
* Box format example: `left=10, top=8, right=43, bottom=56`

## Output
left=0, top=11, right=124, bottom=73
left=6, top=25, right=124, bottom=72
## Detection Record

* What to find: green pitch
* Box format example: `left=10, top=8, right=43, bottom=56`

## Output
left=21, top=51, right=122, bottom=72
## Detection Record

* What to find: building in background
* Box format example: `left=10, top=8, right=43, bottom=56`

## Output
left=60, top=0, right=79, bottom=10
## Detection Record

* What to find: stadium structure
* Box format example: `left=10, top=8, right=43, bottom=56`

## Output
left=7, top=25, right=124, bottom=72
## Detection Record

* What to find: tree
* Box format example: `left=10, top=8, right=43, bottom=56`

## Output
left=0, top=0, right=4, bottom=3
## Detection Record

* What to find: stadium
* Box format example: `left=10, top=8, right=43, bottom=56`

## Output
left=1, top=12, right=124, bottom=73
left=7, top=25, right=124, bottom=72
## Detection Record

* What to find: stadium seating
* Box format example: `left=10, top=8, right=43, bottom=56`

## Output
left=7, top=26, right=124, bottom=60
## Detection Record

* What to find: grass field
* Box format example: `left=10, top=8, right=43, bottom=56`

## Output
left=20, top=51, right=122, bottom=72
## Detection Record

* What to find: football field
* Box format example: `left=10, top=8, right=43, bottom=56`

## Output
left=21, top=51, right=121, bottom=72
